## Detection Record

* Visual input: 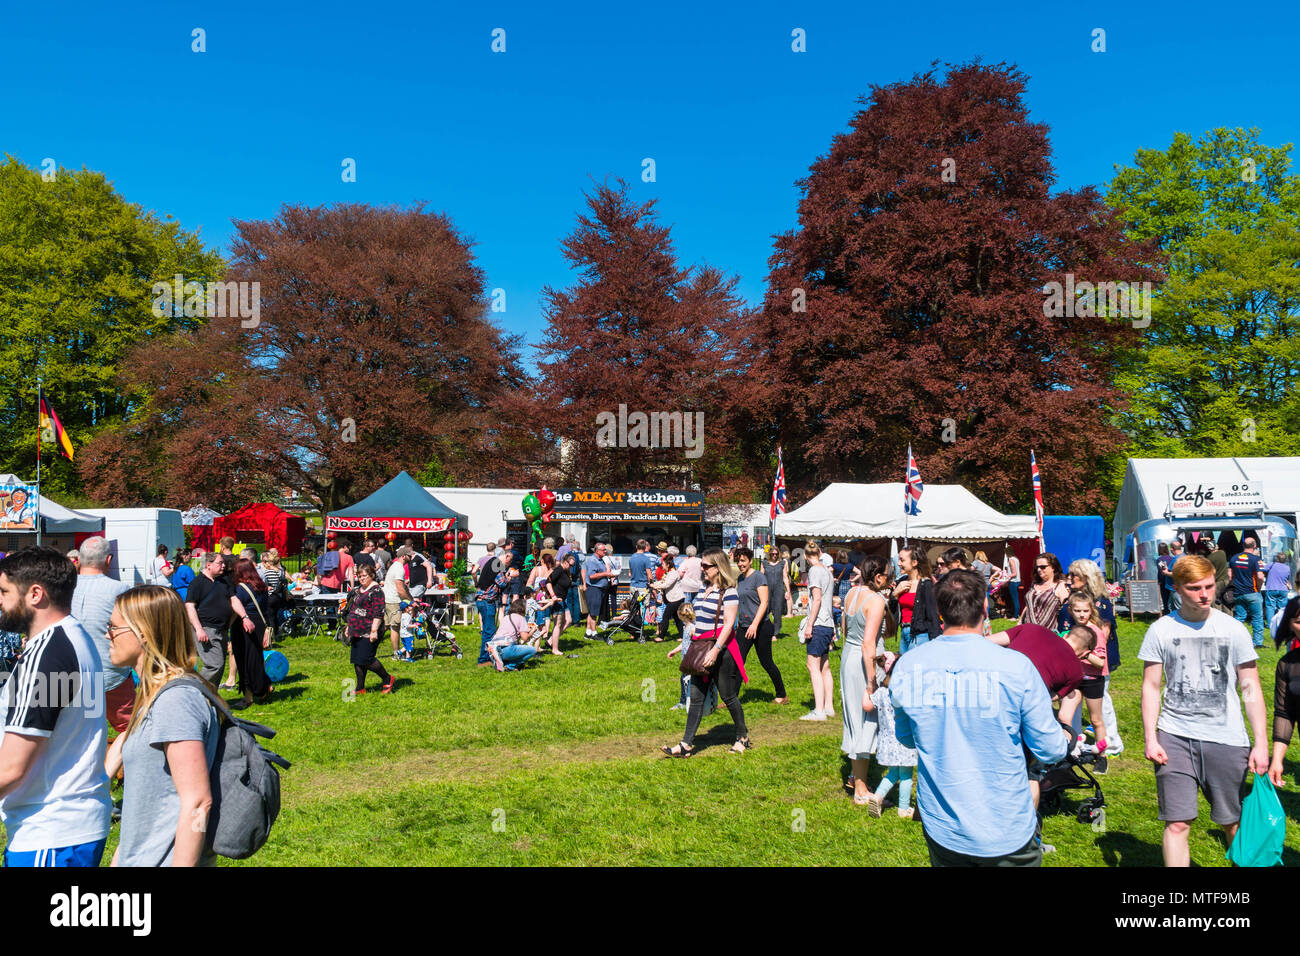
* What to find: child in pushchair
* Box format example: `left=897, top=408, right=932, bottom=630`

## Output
left=1035, top=725, right=1106, bottom=827
left=596, top=591, right=653, bottom=644
left=399, top=598, right=463, bottom=659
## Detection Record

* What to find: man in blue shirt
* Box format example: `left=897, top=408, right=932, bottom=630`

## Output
left=583, top=543, right=614, bottom=644
left=628, top=540, right=656, bottom=591
left=892, top=569, right=1070, bottom=866
left=626, top=540, right=658, bottom=645
left=1230, top=536, right=1266, bottom=647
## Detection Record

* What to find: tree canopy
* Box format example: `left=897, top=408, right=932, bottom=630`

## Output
left=0, top=156, right=224, bottom=497
left=748, top=62, right=1162, bottom=512
left=1106, top=128, right=1300, bottom=465
left=80, top=202, right=531, bottom=511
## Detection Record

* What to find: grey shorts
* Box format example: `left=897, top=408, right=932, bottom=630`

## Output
left=1153, top=729, right=1249, bottom=825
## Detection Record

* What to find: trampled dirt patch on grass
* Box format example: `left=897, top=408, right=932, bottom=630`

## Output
left=287, top=709, right=839, bottom=802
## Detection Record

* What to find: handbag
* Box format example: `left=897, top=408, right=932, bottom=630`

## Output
left=240, top=584, right=274, bottom=649
left=679, top=591, right=723, bottom=678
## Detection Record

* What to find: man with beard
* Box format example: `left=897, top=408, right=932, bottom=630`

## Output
left=0, top=547, right=112, bottom=866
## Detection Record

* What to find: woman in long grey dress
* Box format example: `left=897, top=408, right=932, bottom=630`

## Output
left=762, top=547, right=791, bottom=634
left=840, top=557, right=891, bottom=805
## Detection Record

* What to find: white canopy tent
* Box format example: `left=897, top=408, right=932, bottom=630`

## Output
left=774, top=482, right=1039, bottom=542
left=1113, top=457, right=1300, bottom=561
left=181, top=505, right=222, bottom=526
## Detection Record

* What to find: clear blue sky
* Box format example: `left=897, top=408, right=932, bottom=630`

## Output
left=4, top=1, right=1297, bottom=353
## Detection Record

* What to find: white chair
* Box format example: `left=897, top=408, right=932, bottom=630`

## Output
left=452, top=601, right=475, bottom=627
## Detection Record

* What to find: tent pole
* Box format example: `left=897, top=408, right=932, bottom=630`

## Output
left=35, top=378, right=42, bottom=547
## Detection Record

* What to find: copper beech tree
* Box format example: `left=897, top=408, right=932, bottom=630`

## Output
left=520, top=180, right=761, bottom=498
left=746, top=62, right=1163, bottom=512
left=80, top=203, right=532, bottom=512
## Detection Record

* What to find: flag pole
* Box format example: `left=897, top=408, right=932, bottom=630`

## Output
left=902, top=446, right=910, bottom=548
left=35, top=378, right=43, bottom=546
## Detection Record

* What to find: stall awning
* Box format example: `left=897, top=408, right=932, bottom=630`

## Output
left=327, top=471, right=469, bottom=534
left=774, top=482, right=1039, bottom=542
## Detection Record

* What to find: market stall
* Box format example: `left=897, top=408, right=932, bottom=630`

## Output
left=774, top=481, right=1039, bottom=558
left=1113, top=457, right=1300, bottom=566
left=326, top=471, right=469, bottom=569
left=213, top=503, right=307, bottom=556
left=0, top=474, right=104, bottom=553
left=181, top=504, right=223, bottom=552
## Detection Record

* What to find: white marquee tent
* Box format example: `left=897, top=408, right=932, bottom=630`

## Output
left=774, top=482, right=1039, bottom=542
left=1113, top=457, right=1300, bottom=560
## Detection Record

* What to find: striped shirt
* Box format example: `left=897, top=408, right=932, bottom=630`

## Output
left=692, top=586, right=738, bottom=634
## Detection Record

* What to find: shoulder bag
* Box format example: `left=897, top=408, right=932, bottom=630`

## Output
left=680, top=590, right=723, bottom=678
left=240, top=583, right=273, bottom=650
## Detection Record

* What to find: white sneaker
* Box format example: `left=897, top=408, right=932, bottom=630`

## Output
left=799, top=710, right=827, bottom=721
left=824, top=707, right=835, bottom=717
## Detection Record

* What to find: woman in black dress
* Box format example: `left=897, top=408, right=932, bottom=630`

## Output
left=229, top=558, right=272, bottom=708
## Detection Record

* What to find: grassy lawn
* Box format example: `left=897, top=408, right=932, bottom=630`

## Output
left=75, top=612, right=1300, bottom=865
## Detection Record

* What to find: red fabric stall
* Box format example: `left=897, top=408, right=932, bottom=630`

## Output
left=212, top=503, right=307, bottom=556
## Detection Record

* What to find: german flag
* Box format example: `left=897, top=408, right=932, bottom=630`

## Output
left=39, top=398, right=74, bottom=461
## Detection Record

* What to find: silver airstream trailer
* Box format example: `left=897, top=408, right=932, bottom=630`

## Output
left=1126, top=514, right=1298, bottom=583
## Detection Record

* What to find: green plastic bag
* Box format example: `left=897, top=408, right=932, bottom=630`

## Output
left=1225, top=774, right=1285, bottom=867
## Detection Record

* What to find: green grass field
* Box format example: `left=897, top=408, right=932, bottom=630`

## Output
left=85, top=613, right=1300, bottom=865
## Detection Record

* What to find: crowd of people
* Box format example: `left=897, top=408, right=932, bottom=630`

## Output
left=650, top=534, right=1294, bottom=868
left=0, top=517, right=1293, bottom=869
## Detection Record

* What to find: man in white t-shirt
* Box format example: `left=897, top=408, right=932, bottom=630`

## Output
left=384, top=549, right=413, bottom=661
left=800, top=541, right=837, bottom=721
left=1139, top=554, right=1269, bottom=867
left=0, top=547, right=112, bottom=866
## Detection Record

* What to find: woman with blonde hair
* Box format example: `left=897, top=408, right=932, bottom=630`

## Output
left=104, top=586, right=219, bottom=866
left=661, top=548, right=746, bottom=756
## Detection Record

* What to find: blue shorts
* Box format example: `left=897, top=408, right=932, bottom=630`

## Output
left=808, top=625, right=835, bottom=657
left=5, top=838, right=107, bottom=867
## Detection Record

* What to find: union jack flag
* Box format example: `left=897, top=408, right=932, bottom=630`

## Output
left=904, top=445, right=923, bottom=516
left=770, top=446, right=788, bottom=520
left=1031, top=450, right=1045, bottom=547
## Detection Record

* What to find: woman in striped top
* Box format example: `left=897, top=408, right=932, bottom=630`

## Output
left=661, top=548, right=747, bottom=756
left=259, top=549, right=287, bottom=636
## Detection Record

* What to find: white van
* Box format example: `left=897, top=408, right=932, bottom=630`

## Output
left=79, top=508, right=186, bottom=585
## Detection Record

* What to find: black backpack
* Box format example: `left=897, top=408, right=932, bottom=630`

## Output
left=153, top=677, right=290, bottom=859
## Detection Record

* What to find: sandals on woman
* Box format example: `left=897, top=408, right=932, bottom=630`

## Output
left=661, top=742, right=694, bottom=758
left=729, top=737, right=752, bottom=754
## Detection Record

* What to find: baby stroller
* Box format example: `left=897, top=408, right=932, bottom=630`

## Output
left=1037, top=746, right=1106, bottom=826
left=400, top=599, right=463, bottom=659
left=596, top=592, right=654, bottom=644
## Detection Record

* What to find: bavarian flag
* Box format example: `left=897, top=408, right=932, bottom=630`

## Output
left=39, top=398, right=75, bottom=460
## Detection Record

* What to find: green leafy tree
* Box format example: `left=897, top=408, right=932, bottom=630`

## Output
left=0, top=156, right=224, bottom=496
left=1106, top=129, right=1300, bottom=466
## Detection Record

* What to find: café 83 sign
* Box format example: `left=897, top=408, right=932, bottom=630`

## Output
left=1167, top=480, right=1265, bottom=517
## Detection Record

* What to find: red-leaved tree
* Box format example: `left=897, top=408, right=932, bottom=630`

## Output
left=80, top=202, right=534, bottom=511
left=746, top=62, right=1163, bottom=512
left=519, top=180, right=761, bottom=498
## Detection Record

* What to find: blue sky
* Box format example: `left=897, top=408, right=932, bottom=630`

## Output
left=4, top=1, right=1297, bottom=353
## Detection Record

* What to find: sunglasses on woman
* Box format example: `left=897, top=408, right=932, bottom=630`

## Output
left=701, top=562, right=715, bottom=569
